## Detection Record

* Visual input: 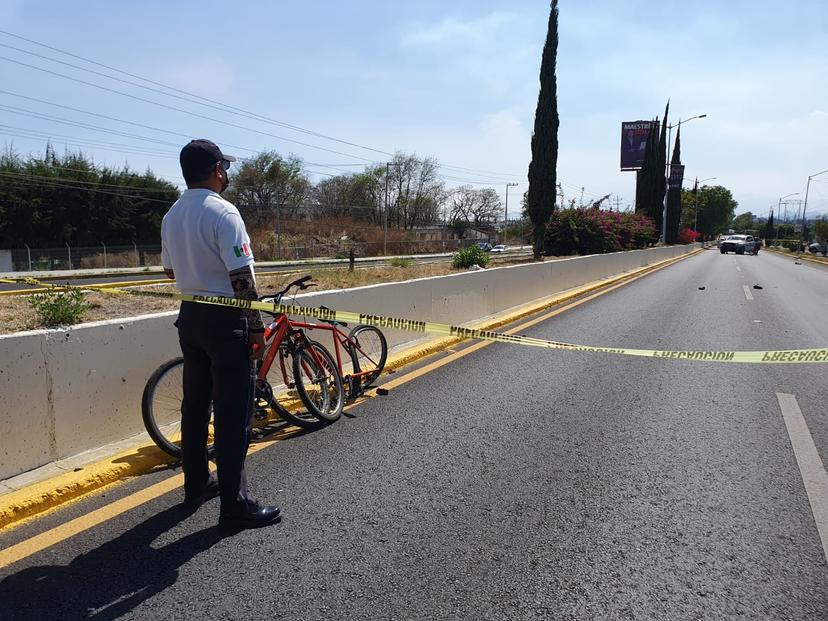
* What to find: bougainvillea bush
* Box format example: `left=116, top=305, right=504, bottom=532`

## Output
left=544, top=208, right=658, bottom=256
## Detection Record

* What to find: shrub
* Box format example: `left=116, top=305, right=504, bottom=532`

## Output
left=452, top=245, right=490, bottom=269
left=780, top=239, right=803, bottom=252
left=389, top=257, right=413, bottom=268
left=676, top=227, right=699, bottom=244
left=28, top=288, right=90, bottom=327
left=544, top=208, right=657, bottom=256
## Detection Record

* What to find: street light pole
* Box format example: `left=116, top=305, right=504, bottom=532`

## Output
left=504, top=182, right=518, bottom=227
left=662, top=114, right=707, bottom=244
left=801, top=168, right=828, bottom=244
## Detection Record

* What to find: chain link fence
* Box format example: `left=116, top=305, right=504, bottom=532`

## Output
left=7, top=244, right=161, bottom=272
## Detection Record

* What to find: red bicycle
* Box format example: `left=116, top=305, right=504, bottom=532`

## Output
left=142, top=276, right=345, bottom=457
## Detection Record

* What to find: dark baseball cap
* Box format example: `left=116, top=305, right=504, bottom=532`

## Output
left=180, top=139, right=236, bottom=178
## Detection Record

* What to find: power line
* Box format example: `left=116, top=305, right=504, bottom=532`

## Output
left=0, top=32, right=393, bottom=157
left=0, top=55, right=381, bottom=163
left=0, top=104, right=183, bottom=147
left=1, top=130, right=181, bottom=159
left=0, top=170, right=176, bottom=203
left=0, top=29, right=528, bottom=180
left=0, top=124, right=178, bottom=156
left=0, top=169, right=180, bottom=193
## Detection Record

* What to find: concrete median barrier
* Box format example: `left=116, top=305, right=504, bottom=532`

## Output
left=0, top=245, right=698, bottom=480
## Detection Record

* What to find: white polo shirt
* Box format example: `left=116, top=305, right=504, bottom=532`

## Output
left=161, top=189, right=255, bottom=297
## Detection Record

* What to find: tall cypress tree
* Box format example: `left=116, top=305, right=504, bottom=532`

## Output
left=526, top=1, right=559, bottom=259
left=635, top=119, right=659, bottom=220
left=655, top=101, right=669, bottom=236
left=764, top=210, right=775, bottom=240
left=665, top=125, right=682, bottom=243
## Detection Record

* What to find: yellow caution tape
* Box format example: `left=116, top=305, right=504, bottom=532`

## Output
left=4, top=276, right=827, bottom=364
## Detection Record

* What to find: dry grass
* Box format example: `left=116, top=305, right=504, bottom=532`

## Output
left=1, top=258, right=533, bottom=335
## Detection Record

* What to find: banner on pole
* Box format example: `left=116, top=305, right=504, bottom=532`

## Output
left=620, top=120, right=657, bottom=170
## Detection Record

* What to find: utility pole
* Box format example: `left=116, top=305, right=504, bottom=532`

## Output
left=802, top=168, right=828, bottom=245
left=504, top=182, right=518, bottom=226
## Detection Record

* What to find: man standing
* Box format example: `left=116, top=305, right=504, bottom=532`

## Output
left=161, top=139, right=281, bottom=528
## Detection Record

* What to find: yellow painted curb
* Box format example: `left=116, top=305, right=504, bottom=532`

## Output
left=0, top=248, right=700, bottom=532
left=0, top=442, right=171, bottom=530
left=764, top=246, right=828, bottom=266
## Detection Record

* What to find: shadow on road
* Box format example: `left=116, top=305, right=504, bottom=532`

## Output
left=0, top=505, right=233, bottom=620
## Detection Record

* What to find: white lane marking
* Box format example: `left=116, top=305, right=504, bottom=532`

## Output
left=743, top=285, right=754, bottom=300
left=776, top=393, right=828, bottom=563
left=736, top=265, right=742, bottom=272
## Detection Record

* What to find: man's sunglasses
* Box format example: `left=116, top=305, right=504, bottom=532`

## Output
left=218, top=159, right=231, bottom=170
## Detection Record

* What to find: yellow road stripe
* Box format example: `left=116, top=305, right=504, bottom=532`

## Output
left=0, top=428, right=301, bottom=569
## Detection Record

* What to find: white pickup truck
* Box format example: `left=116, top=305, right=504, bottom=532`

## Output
left=720, top=234, right=759, bottom=255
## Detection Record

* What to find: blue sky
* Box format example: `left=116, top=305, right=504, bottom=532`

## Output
left=1, top=0, right=827, bottom=219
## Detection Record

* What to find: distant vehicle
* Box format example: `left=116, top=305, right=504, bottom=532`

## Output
left=476, top=242, right=493, bottom=251
left=720, top=234, right=758, bottom=255
left=808, top=242, right=827, bottom=256
left=490, top=244, right=508, bottom=253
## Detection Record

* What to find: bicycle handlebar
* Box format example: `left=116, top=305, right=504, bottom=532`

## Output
left=259, top=275, right=316, bottom=308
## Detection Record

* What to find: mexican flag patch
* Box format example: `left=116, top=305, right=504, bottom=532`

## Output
left=233, top=243, right=251, bottom=258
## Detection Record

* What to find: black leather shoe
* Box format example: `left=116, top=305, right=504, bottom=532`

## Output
left=183, top=479, right=220, bottom=509
left=219, top=505, right=282, bottom=528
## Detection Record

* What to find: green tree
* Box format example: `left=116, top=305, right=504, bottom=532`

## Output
left=655, top=101, right=669, bottom=236
left=731, top=212, right=755, bottom=232
left=679, top=185, right=737, bottom=238
left=226, top=151, right=310, bottom=225
left=526, top=0, right=559, bottom=259
left=634, top=119, right=660, bottom=227
left=813, top=217, right=828, bottom=242
left=665, top=125, right=682, bottom=244
left=763, top=211, right=775, bottom=239
left=0, top=145, right=178, bottom=248
left=312, top=166, right=384, bottom=223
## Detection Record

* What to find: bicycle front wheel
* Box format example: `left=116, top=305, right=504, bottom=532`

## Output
left=292, top=343, right=344, bottom=423
left=348, top=325, right=388, bottom=387
left=141, top=357, right=215, bottom=459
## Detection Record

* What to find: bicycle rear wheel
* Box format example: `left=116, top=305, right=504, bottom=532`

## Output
left=262, top=347, right=325, bottom=429
left=348, top=325, right=388, bottom=387
left=292, top=342, right=344, bottom=423
left=141, top=357, right=215, bottom=459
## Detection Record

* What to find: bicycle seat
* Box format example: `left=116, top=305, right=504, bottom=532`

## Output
left=318, top=305, right=347, bottom=327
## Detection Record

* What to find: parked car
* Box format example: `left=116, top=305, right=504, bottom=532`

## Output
left=490, top=244, right=508, bottom=253
left=720, top=234, right=759, bottom=255
left=476, top=242, right=493, bottom=252
left=808, top=242, right=828, bottom=256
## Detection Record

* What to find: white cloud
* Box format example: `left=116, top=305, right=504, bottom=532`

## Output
left=400, top=12, right=518, bottom=47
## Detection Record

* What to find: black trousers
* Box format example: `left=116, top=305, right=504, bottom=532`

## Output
left=177, top=301, right=255, bottom=510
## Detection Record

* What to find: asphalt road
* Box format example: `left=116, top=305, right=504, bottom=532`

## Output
left=1, top=248, right=827, bottom=619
